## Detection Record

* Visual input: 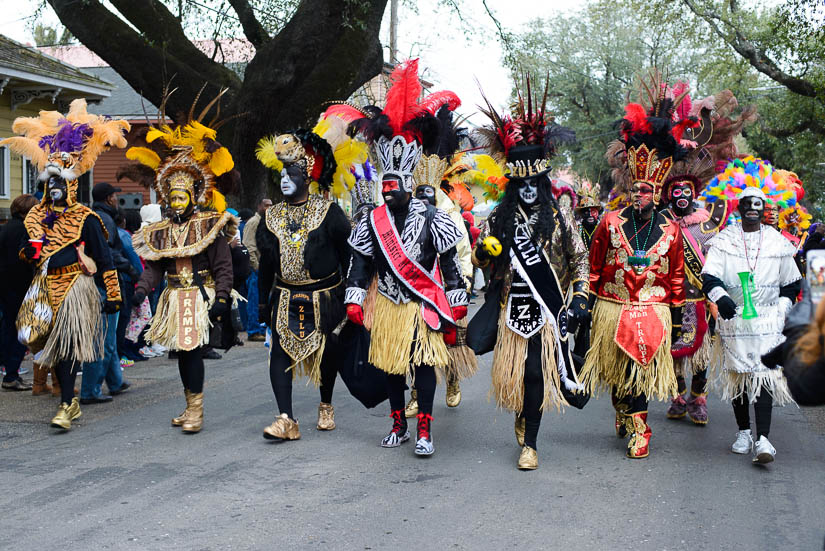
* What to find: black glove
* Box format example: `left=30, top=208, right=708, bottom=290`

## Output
left=22, top=245, right=37, bottom=261
left=127, top=265, right=141, bottom=281
left=132, top=290, right=146, bottom=308
left=258, top=303, right=271, bottom=326
left=103, top=300, right=121, bottom=314
left=716, top=296, right=737, bottom=320
left=209, top=297, right=230, bottom=322
left=566, top=295, right=590, bottom=335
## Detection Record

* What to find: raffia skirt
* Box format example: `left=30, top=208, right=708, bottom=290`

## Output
left=39, top=273, right=104, bottom=368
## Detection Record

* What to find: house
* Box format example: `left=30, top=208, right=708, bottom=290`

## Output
left=0, top=34, right=114, bottom=221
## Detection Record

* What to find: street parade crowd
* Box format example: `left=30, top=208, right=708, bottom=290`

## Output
left=2, top=60, right=825, bottom=471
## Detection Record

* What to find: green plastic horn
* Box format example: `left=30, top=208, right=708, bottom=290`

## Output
left=738, top=271, right=758, bottom=319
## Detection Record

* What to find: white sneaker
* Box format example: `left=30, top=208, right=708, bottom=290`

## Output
left=731, top=429, right=753, bottom=454
left=150, top=343, right=167, bottom=354
left=753, top=435, right=776, bottom=464
left=414, top=437, right=434, bottom=456
left=139, top=346, right=159, bottom=358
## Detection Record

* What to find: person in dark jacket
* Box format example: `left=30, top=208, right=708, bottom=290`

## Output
left=80, top=183, right=136, bottom=404
left=0, top=194, right=38, bottom=391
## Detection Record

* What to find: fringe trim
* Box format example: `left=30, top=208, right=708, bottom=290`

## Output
left=709, top=337, right=795, bottom=406
left=363, top=276, right=379, bottom=331
left=579, top=299, right=677, bottom=401
left=145, top=286, right=213, bottom=351
left=490, top=307, right=566, bottom=413
left=446, top=318, right=478, bottom=381
left=39, top=274, right=103, bottom=366
left=369, top=293, right=449, bottom=377
left=291, top=337, right=326, bottom=387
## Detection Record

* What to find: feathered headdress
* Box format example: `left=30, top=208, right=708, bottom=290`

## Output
left=460, top=154, right=507, bottom=204
left=575, top=180, right=601, bottom=210
left=475, top=72, right=576, bottom=179
left=117, top=85, right=240, bottom=213
left=0, top=99, right=130, bottom=206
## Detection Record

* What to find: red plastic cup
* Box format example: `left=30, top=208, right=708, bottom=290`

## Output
left=29, top=239, right=43, bottom=259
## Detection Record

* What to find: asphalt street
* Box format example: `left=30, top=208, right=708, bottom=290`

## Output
left=1, top=323, right=824, bottom=550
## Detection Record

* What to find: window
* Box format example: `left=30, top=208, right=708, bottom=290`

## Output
left=0, top=146, right=9, bottom=199
left=22, top=157, right=39, bottom=196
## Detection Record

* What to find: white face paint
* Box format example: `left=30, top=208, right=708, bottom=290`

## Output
left=49, top=188, right=64, bottom=201
left=518, top=180, right=538, bottom=205
left=280, top=168, right=297, bottom=196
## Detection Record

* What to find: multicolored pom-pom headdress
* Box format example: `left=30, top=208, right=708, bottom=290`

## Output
left=117, top=86, right=240, bottom=213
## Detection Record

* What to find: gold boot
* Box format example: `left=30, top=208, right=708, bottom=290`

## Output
left=317, top=402, right=336, bottom=431
left=50, top=397, right=82, bottom=430
left=514, top=415, right=525, bottom=447
left=172, top=390, right=192, bottom=426
left=263, top=413, right=301, bottom=441
left=404, top=389, right=419, bottom=418
left=517, top=445, right=538, bottom=470
left=181, top=393, right=203, bottom=433
left=31, top=363, right=51, bottom=396
left=446, top=381, right=461, bottom=408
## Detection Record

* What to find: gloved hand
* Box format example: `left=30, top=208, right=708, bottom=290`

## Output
left=209, top=297, right=230, bottom=322
left=451, top=305, right=468, bottom=321
left=131, top=290, right=146, bottom=308
left=716, top=296, right=737, bottom=320
left=21, top=244, right=38, bottom=261
left=346, top=303, right=364, bottom=326
left=258, top=304, right=271, bottom=326
left=566, top=295, right=590, bottom=335
left=444, top=325, right=457, bottom=345
left=127, top=265, right=142, bottom=281
left=103, top=300, right=121, bottom=314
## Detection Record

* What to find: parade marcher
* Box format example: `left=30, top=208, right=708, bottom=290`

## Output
left=340, top=59, right=469, bottom=456
left=579, top=75, right=689, bottom=459
left=471, top=77, right=588, bottom=470
left=573, top=181, right=602, bottom=251
left=661, top=172, right=726, bottom=424
left=120, top=90, right=240, bottom=434
left=0, top=99, right=130, bottom=430
left=702, top=184, right=801, bottom=463
left=404, top=105, right=476, bottom=416
left=254, top=109, right=366, bottom=441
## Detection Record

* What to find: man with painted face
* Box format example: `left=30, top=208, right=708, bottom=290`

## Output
left=660, top=174, right=727, bottom=425
left=702, top=186, right=801, bottom=463
left=255, top=124, right=362, bottom=442
left=579, top=87, right=689, bottom=459
left=0, top=99, right=130, bottom=431
left=469, top=77, right=587, bottom=470
left=344, top=60, right=468, bottom=457
left=573, top=181, right=602, bottom=251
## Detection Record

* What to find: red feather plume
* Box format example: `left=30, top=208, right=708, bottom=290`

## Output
left=418, top=90, right=461, bottom=116
left=324, top=103, right=369, bottom=123
left=383, top=59, right=425, bottom=136
left=671, top=118, right=699, bottom=143
left=622, top=103, right=652, bottom=139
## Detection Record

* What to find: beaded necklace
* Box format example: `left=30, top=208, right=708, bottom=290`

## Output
left=628, top=210, right=654, bottom=271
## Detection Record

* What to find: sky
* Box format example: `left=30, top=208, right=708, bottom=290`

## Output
left=0, top=0, right=583, bottom=123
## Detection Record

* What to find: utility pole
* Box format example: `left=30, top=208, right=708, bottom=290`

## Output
left=389, top=0, right=398, bottom=64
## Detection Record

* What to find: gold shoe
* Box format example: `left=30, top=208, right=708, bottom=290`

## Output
left=446, top=382, right=461, bottom=408
left=514, top=415, right=525, bottom=447
left=517, top=446, right=538, bottom=470
left=51, top=397, right=82, bottom=430
left=404, top=390, right=419, bottom=418
left=172, top=389, right=192, bottom=427
left=317, top=402, right=336, bottom=431
left=263, top=413, right=301, bottom=441
left=181, top=392, right=203, bottom=433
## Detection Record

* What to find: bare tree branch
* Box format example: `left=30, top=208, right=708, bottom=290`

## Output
left=228, top=0, right=270, bottom=47
left=681, top=0, right=819, bottom=99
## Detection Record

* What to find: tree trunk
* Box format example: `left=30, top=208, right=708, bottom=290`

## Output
left=48, top=0, right=388, bottom=208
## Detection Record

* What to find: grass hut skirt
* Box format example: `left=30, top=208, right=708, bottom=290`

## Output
left=145, top=285, right=213, bottom=352
left=446, top=318, right=478, bottom=382
left=369, top=293, right=449, bottom=378
left=579, top=299, right=677, bottom=401
left=40, top=273, right=103, bottom=368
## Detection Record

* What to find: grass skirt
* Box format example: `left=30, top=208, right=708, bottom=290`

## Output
left=674, top=330, right=712, bottom=378
left=40, top=274, right=103, bottom=367
left=709, top=336, right=794, bottom=406
left=369, top=293, right=449, bottom=377
left=446, top=318, right=478, bottom=382
left=146, top=286, right=214, bottom=351
left=579, top=299, right=677, bottom=401
left=491, top=307, right=565, bottom=413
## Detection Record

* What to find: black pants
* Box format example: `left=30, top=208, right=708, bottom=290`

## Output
left=732, top=392, right=773, bottom=438
left=54, top=360, right=78, bottom=404
left=676, top=368, right=708, bottom=395
left=269, top=338, right=338, bottom=420
left=520, top=336, right=544, bottom=450
left=612, top=360, right=649, bottom=415
left=388, top=365, right=436, bottom=417
left=178, top=348, right=204, bottom=393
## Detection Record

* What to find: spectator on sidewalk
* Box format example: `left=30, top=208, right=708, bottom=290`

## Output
left=115, top=209, right=144, bottom=365
left=0, top=194, right=38, bottom=391
left=80, top=183, right=136, bottom=404
left=241, top=198, right=271, bottom=342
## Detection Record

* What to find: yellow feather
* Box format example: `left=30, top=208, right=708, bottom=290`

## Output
left=11, top=116, right=53, bottom=139
left=255, top=136, right=283, bottom=172
left=474, top=154, right=504, bottom=179
left=203, top=189, right=227, bottom=212
left=0, top=137, right=49, bottom=169
left=209, top=147, right=234, bottom=176
left=146, top=128, right=168, bottom=144
left=312, top=118, right=332, bottom=139
left=126, top=147, right=161, bottom=169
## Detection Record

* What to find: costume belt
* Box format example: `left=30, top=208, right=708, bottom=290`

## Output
left=276, top=272, right=342, bottom=293
left=168, top=269, right=214, bottom=289
left=47, top=262, right=83, bottom=276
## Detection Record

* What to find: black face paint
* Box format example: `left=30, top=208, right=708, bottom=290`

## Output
left=516, top=177, right=538, bottom=206
left=738, top=196, right=765, bottom=232
left=47, top=176, right=68, bottom=207
left=580, top=206, right=601, bottom=231
left=669, top=183, right=694, bottom=217
left=382, top=176, right=410, bottom=211
left=414, top=185, right=436, bottom=206
left=282, top=165, right=308, bottom=203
